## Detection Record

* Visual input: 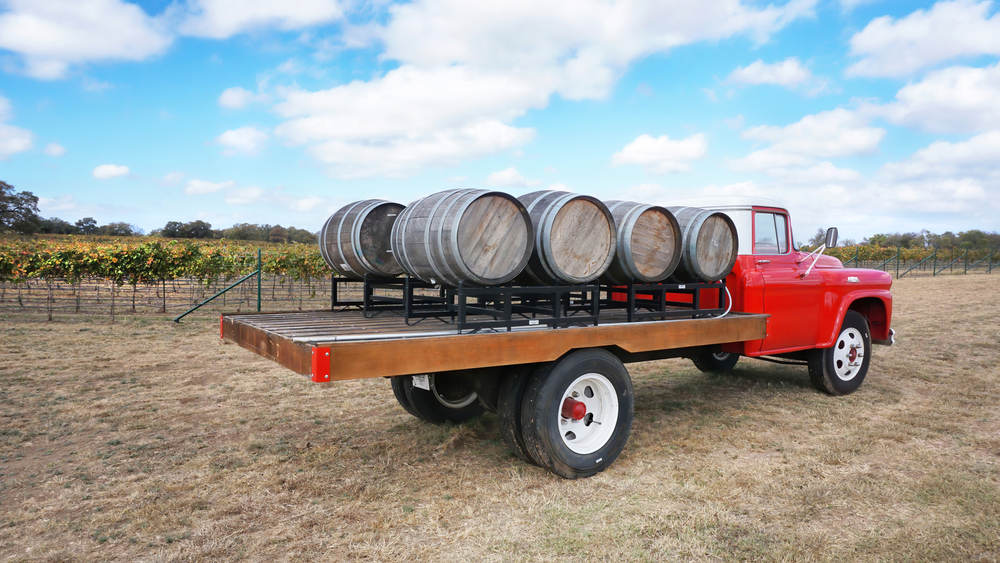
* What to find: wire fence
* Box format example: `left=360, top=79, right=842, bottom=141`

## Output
left=0, top=275, right=366, bottom=321
left=2, top=246, right=996, bottom=321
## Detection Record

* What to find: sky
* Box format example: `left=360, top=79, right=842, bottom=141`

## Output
left=1, top=0, right=999, bottom=244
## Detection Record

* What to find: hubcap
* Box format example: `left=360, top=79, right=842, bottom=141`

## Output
left=832, top=327, right=865, bottom=381
left=558, top=373, right=619, bottom=454
left=712, top=351, right=731, bottom=361
left=430, top=375, right=478, bottom=409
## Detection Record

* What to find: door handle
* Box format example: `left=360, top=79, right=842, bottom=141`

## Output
left=756, top=260, right=770, bottom=264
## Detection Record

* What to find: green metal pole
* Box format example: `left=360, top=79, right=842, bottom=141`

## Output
left=257, top=248, right=262, bottom=312
left=895, top=246, right=900, bottom=278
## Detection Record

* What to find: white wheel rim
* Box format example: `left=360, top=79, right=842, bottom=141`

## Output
left=833, top=327, right=865, bottom=381
left=558, top=373, right=619, bottom=455
left=430, top=376, right=478, bottom=409
left=712, top=351, right=730, bottom=361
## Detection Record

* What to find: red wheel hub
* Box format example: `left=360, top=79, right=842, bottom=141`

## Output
left=561, top=397, right=587, bottom=420
left=848, top=347, right=858, bottom=363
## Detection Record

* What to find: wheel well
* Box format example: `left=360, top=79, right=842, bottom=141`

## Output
left=848, top=298, right=889, bottom=341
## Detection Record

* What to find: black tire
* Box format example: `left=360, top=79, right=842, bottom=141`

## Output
left=403, top=373, right=485, bottom=424
left=389, top=376, right=420, bottom=418
left=808, top=310, right=871, bottom=396
left=520, top=349, right=634, bottom=479
left=691, top=348, right=739, bottom=372
left=497, top=366, right=539, bottom=466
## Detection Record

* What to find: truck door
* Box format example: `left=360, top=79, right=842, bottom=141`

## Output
left=752, top=209, right=822, bottom=353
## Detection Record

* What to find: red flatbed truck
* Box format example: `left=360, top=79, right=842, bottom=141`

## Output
left=220, top=197, right=894, bottom=479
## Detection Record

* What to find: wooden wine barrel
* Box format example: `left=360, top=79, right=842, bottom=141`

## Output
left=517, top=191, right=616, bottom=285
left=390, top=189, right=533, bottom=287
left=666, top=206, right=738, bottom=282
left=601, top=201, right=682, bottom=284
left=319, top=200, right=405, bottom=279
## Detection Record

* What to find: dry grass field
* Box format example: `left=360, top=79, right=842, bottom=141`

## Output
left=2, top=274, right=999, bottom=562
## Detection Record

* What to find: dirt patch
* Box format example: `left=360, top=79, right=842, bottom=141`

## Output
left=1, top=275, right=999, bottom=562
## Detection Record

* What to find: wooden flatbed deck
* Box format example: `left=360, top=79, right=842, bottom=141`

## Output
left=221, top=309, right=767, bottom=382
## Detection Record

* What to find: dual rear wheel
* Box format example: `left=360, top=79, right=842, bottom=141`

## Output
left=498, top=349, right=635, bottom=479
left=389, top=373, right=484, bottom=424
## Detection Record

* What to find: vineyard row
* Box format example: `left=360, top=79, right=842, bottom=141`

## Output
left=1, top=237, right=996, bottom=286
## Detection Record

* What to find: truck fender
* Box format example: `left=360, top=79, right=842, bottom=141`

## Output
left=817, top=291, right=893, bottom=348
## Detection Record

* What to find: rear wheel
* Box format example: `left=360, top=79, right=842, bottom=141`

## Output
left=809, top=310, right=871, bottom=396
left=520, top=349, right=634, bottom=479
left=497, top=366, right=539, bottom=466
left=692, top=348, right=739, bottom=372
left=389, top=376, right=419, bottom=418
left=402, top=373, right=484, bottom=424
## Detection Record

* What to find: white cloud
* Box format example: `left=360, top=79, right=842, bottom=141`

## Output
left=0, top=0, right=172, bottom=80
left=867, top=62, right=1000, bottom=134
left=225, top=185, right=266, bottom=204
left=290, top=196, right=323, bottom=212
left=218, top=86, right=269, bottom=109
left=43, top=143, right=66, bottom=157
left=839, top=0, right=883, bottom=11
left=215, top=126, right=268, bottom=156
left=0, top=95, right=34, bottom=160
left=879, top=130, right=1000, bottom=182
left=484, top=167, right=542, bottom=187
left=161, top=171, right=186, bottom=185
left=846, top=0, right=1000, bottom=78
left=611, top=133, right=707, bottom=174
left=178, top=0, right=343, bottom=39
left=732, top=109, right=885, bottom=174
left=701, top=180, right=769, bottom=198
left=0, top=124, right=33, bottom=160
left=82, top=78, right=113, bottom=92
left=273, top=0, right=814, bottom=178
left=184, top=179, right=235, bottom=195
left=37, top=194, right=77, bottom=213
left=92, top=164, right=129, bottom=179
left=726, top=58, right=817, bottom=90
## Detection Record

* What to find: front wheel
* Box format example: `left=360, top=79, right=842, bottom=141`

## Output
left=520, top=349, right=634, bottom=479
left=692, top=348, right=739, bottom=372
left=808, top=310, right=871, bottom=396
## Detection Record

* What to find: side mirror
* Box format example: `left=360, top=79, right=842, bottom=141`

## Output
left=825, top=227, right=838, bottom=249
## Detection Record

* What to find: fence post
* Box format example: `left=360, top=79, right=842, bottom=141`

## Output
left=895, top=246, right=900, bottom=278
left=257, top=248, right=262, bottom=312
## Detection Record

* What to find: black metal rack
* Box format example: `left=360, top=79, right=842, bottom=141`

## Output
left=331, top=274, right=726, bottom=333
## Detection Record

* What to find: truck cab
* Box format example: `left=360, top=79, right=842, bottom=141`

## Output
left=676, top=196, right=894, bottom=394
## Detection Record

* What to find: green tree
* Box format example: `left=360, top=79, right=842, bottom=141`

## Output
left=178, top=220, right=213, bottom=239
left=0, top=180, right=41, bottom=234
left=98, top=222, right=143, bottom=237
left=38, top=217, right=80, bottom=234
left=161, top=221, right=183, bottom=238
left=286, top=226, right=318, bottom=244
left=75, top=217, right=98, bottom=234
left=268, top=225, right=287, bottom=243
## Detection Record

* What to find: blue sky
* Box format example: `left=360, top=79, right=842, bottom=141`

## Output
left=1, top=0, right=999, bottom=243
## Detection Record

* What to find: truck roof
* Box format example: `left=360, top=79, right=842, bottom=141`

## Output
left=662, top=196, right=787, bottom=213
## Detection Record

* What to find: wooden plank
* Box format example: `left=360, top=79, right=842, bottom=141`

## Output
left=222, top=315, right=312, bottom=375
left=317, top=313, right=765, bottom=380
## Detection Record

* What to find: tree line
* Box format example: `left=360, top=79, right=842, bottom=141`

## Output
left=2, top=180, right=317, bottom=244
left=807, top=227, right=1000, bottom=250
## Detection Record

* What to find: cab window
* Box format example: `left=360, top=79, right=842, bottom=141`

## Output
left=754, top=212, right=789, bottom=254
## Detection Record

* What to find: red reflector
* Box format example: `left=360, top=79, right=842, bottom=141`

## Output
left=561, top=397, right=586, bottom=420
